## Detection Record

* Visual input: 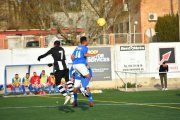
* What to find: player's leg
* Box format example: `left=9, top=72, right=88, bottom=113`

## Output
left=54, top=84, right=58, bottom=93
left=48, top=83, right=52, bottom=94
left=86, top=87, right=93, bottom=107
left=12, top=84, right=16, bottom=94
left=18, top=84, right=22, bottom=94
left=55, top=70, right=70, bottom=105
left=73, top=64, right=90, bottom=78
left=41, top=83, right=46, bottom=95
left=29, top=84, right=33, bottom=95
left=73, top=79, right=81, bottom=106
left=22, top=84, right=25, bottom=94
left=80, top=77, right=90, bottom=97
left=64, top=69, right=74, bottom=103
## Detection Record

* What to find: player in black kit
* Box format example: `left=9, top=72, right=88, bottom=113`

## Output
left=38, top=41, right=74, bottom=105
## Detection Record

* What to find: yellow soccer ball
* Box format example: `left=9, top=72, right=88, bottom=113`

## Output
left=97, top=18, right=106, bottom=26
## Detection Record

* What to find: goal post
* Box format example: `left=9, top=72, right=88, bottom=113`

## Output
left=4, top=64, right=54, bottom=96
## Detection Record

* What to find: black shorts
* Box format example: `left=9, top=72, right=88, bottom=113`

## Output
left=54, top=69, right=69, bottom=85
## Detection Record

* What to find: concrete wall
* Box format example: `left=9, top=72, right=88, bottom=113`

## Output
left=0, top=43, right=180, bottom=90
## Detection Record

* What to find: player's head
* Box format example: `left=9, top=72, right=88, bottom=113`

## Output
left=33, top=72, right=37, bottom=76
left=26, top=73, right=29, bottom=78
left=80, top=36, right=88, bottom=46
left=162, top=61, right=166, bottom=64
left=41, top=70, right=45, bottom=75
left=50, top=72, right=54, bottom=76
left=54, top=40, right=60, bottom=47
left=15, top=74, right=19, bottom=78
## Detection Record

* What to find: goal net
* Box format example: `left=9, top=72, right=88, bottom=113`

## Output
left=4, top=64, right=53, bottom=96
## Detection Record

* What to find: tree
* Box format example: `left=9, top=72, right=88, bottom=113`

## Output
left=0, top=0, right=125, bottom=44
left=155, top=14, right=179, bottom=42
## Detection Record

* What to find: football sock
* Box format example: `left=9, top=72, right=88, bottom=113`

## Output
left=58, top=84, right=67, bottom=97
left=88, top=92, right=93, bottom=102
left=74, top=93, right=78, bottom=103
left=67, top=81, right=74, bottom=96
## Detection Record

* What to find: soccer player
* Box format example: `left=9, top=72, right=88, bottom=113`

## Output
left=38, top=40, right=73, bottom=105
left=40, top=70, right=48, bottom=95
left=12, top=74, right=22, bottom=94
left=31, top=72, right=41, bottom=94
left=22, top=73, right=33, bottom=95
left=48, top=73, right=58, bottom=94
left=71, top=36, right=97, bottom=79
left=0, top=84, right=3, bottom=91
left=70, top=66, right=94, bottom=107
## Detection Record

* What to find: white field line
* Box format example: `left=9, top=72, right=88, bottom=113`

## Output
left=0, top=103, right=180, bottom=110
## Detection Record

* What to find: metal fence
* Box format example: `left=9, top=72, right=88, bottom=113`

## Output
left=115, top=71, right=180, bottom=91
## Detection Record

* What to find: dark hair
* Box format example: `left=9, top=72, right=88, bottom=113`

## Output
left=80, top=36, right=87, bottom=44
left=54, top=40, right=60, bottom=46
left=163, top=62, right=166, bottom=64
left=15, top=74, right=18, bottom=75
left=50, top=73, right=54, bottom=75
left=26, top=73, right=29, bottom=75
left=42, top=70, right=45, bottom=72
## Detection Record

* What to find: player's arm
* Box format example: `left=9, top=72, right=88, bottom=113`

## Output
left=71, top=54, right=74, bottom=61
left=69, top=67, right=74, bottom=79
left=84, top=53, right=98, bottom=57
left=38, top=49, right=52, bottom=61
left=84, top=47, right=98, bottom=57
left=71, top=49, right=76, bottom=61
left=62, top=49, right=66, bottom=60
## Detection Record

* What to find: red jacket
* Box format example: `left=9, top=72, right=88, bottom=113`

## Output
left=31, top=76, right=40, bottom=84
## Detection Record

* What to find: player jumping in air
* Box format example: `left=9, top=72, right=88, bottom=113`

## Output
left=71, top=36, right=98, bottom=78
left=38, top=40, right=74, bottom=105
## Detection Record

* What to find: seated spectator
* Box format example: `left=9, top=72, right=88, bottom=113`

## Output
left=48, top=73, right=58, bottom=94
left=0, top=84, right=3, bottom=91
left=40, top=70, right=48, bottom=95
left=22, top=73, right=33, bottom=95
left=31, top=72, right=41, bottom=94
left=12, top=74, right=22, bottom=94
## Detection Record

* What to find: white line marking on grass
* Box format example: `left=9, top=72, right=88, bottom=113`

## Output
left=0, top=103, right=180, bottom=110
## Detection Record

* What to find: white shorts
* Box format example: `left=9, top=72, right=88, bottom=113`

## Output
left=74, top=79, right=82, bottom=88
left=73, top=64, right=89, bottom=76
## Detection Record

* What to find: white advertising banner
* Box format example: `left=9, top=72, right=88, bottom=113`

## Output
left=149, top=43, right=180, bottom=78
left=117, top=45, right=146, bottom=72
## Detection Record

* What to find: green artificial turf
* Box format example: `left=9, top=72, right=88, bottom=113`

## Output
left=0, top=90, right=180, bottom=120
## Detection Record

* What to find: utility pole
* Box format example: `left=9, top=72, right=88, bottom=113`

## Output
left=128, top=0, right=131, bottom=44
left=178, top=0, right=180, bottom=42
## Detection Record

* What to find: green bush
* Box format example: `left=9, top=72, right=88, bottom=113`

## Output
left=122, top=82, right=136, bottom=88
left=155, top=14, right=179, bottom=42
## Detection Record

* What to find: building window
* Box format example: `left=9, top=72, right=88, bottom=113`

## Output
left=126, top=22, right=129, bottom=33
left=120, top=23, right=123, bottom=33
